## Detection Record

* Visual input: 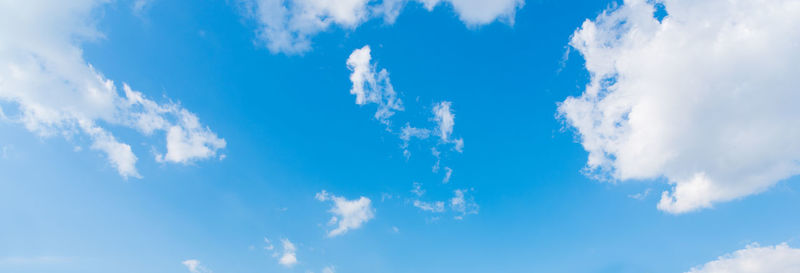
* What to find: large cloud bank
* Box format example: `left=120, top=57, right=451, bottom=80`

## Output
left=559, top=0, right=800, bottom=213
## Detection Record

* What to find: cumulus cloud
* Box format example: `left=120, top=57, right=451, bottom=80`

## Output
left=0, top=0, right=225, bottom=178
left=558, top=0, right=800, bottom=213
left=686, top=243, right=800, bottom=273
left=182, top=259, right=212, bottom=273
left=238, top=0, right=524, bottom=54
left=316, top=190, right=375, bottom=237
left=346, top=45, right=403, bottom=127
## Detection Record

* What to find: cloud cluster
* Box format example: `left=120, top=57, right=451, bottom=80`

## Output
left=346, top=45, right=403, bottom=126
left=410, top=182, right=477, bottom=219
left=449, top=188, right=478, bottom=219
left=263, top=237, right=298, bottom=267
left=239, top=0, right=524, bottom=54
left=346, top=46, right=463, bottom=167
left=558, top=0, right=800, bottom=213
left=316, top=190, right=375, bottom=237
left=686, top=243, right=800, bottom=273
left=0, top=0, right=225, bottom=178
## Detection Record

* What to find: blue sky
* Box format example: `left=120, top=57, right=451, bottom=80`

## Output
left=2, top=0, right=800, bottom=273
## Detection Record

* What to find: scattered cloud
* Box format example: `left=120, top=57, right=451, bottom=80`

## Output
left=401, top=123, right=431, bottom=157
left=345, top=45, right=464, bottom=170
left=263, top=237, right=275, bottom=251
left=322, top=265, right=336, bottom=273
left=346, top=45, right=404, bottom=128
left=0, top=0, right=225, bottom=178
left=442, top=167, right=452, bottom=183
left=262, top=237, right=297, bottom=267
left=316, top=190, right=375, bottom=237
left=278, top=238, right=298, bottom=267
left=558, top=0, right=800, bottom=213
left=686, top=243, right=800, bottom=273
left=411, top=181, right=425, bottom=196
left=433, top=101, right=463, bottom=152
left=628, top=189, right=652, bottom=201
left=450, top=189, right=478, bottom=219
left=238, top=0, right=524, bottom=54
left=132, top=0, right=153, bottom=16
left=413, top=199, right=445, bottom=213
left=182, top=259, right=212, bottom=273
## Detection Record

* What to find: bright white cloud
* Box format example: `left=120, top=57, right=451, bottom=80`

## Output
left=182, top=259, right=212, bottom=273
left=347, top=45, right=403, bottom=127
left=558, top=0, right=800, bottom=213
left=239, top=0, right=524, bottom=54
left=316, top=190, right=375, bottom=237
left=278, top=238, right=298, bottom=267
left=0, top=0, right=225, bottom=178
left=686, top=243, right=800, bottom=273
left=322, top=266, right=336, bottom=273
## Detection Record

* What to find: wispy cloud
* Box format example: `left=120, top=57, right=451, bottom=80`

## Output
left=0, top=1, right=225, bottom=178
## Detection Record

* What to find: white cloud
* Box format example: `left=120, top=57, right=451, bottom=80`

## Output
left=344, top=46, right=465, bottom=174
left=450, top=189, right=478, bottom=219
left=411, top=181, right=425, bottom=196
left=558, top=0, right=800, bottom=213
left=239, top=0, right=524, bottom=54
left=0, top=1, right=225, bottom=178
left=346, top=45, right=403, bottom=127
left=322, top=266, right=336, bottom=273
left=413, top=199, right=445, bottom=213
left=628, top=188, right=651, bottom=201
left=263, top=237, right=275, bottom=251
left=182, top=259, right=212, bottom=273
left=316, top=190, right=375, bottom=237
left=442, top=167, right=452, bottom=183
left=278, top=238, right=298, bottom=267
left=400, top=123, right=431, bottom=157
left=433, top=101, right=463, bottom=152
left=132, top=0, right=153, bottom=15
left=686, top=243, right=800, bottom=273
left=418, top=0, right=524, bottom=25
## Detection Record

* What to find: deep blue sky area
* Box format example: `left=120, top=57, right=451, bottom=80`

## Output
left=2, top=1, right=800, bottom=273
